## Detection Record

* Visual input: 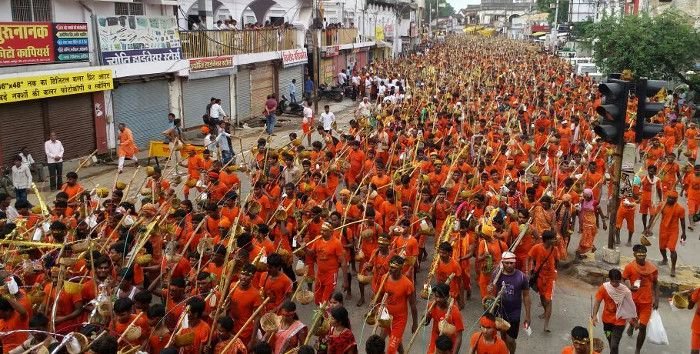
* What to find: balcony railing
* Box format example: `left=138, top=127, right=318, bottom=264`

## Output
left=321, top=28, right=358, bottom=46
left=180, top=29, right=299, bottom=59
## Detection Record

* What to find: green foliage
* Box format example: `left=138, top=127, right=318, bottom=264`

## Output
left=423, top=0, right=455, bottom=23
left=570, top=19, right=593, bottom=39
left=582, top=9, right=700, bottom=86
left=536, top=0, right=569, bottom=24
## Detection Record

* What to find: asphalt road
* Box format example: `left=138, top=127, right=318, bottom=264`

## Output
left=26, top=97, right=698, bottom=353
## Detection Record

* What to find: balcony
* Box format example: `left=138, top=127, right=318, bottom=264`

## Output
left=180, top=29, right=299, bottom=59
left=321, top=28, right=359, bottom=46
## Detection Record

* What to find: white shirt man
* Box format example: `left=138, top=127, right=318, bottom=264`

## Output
left=337, top=70, right=347, bottom=86
left=11, top=162, right=31, bottom=190
left=44, top=138, right=64, bottom=164
left=209, top=100, right=227, bottom=121
left=357, top=98, right=371, bottom=117
left=320, top=108, right=336, bottom=132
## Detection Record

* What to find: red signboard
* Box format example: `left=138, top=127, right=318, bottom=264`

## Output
left=0, top=22, right=89, bottom=67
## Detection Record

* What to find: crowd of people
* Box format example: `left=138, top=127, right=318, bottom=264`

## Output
left=0, top=35, right=698, bottom=354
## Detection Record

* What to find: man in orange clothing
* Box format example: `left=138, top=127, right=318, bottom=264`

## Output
left=561, top=326, right=600, bottom=354
left=435, top=242, right=463, bottom=307
left=616, top=191, right=637, bottom=246
left=592, top=269, right=637, bottom=354
left=117, top=122, right=139, bottom=173
left=683, top=164, right=700, bottom=231
left=227, top=264, right=263, bottom=348
left=468, top=313, right=509, bottom=354
left=622, top=244, right=658, bottom=354
left=658, top=190, right=686, bottom=277
left=178, top=297, right=210, bottom=354
left=0, top=292, right=29, bottom=353
left=381, top=256, right=418, bottom=354
left=688, top=286, right=700, bottom=354
left=425, top=283, right=464, bottom=354
left=258, top=253, right=293, bottom=313
left=111, top=298, right=149, bottom=349
left=527, top=230, right=559, bottom=333
left=305, top=221, right=347, bottom=304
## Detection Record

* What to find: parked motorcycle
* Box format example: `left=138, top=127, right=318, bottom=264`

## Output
left=277, top=95, right=304, bottom=116
left=318, top=84, right=344, bottom=102
left=343, top=85, right=357, bottom=101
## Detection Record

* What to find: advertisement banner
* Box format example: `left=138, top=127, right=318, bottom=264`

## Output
left=97, top=16, right=182, bottom=65
left=375, top=26, right=384, bottom=41
left=281, top=48, right=308, bottom=67
left=321, top=46, right=339, bottom=58
left=189, top=55, right=233, bottom=71
left=0, top=22, right=89, bottom=67
left=0, top=69, right=113, bottom=104
left=384, top=24, right=394, bottom=38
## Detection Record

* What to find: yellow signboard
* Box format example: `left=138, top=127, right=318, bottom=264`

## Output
left=375, top=26, right=385, bottom=41
left=148, top=141, right=206, bottom=159
left=0, top=69, right=113, bottom=104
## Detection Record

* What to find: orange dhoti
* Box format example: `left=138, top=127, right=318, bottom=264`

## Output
left=385, top=313, right=408, bottom=354
left=659, top=230, right=679, bottom=251
left=314, top=271, right=337, bottom=305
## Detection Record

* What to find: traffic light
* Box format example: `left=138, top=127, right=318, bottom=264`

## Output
left=634, top=78, right=666, bottom=143
left=594, top=79, right=629, bottom=145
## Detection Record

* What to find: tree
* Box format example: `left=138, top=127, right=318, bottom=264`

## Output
left=581, top=10, right=700, bottom=92
left=536, top=0, right=569, bottom=24
left=423, top=0, right=455, bottom=24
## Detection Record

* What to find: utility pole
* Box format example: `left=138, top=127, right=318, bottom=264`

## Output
left=313, top=0, right=321, bottom=113
left=551, top=0, right=560, bottom=50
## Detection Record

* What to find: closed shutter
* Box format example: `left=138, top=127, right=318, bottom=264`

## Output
left=46, top=94, right=95, bottom=160
left=112, top=80, right=170, bottom=149
left=334, top=53, right=347, bottom=78
left=0, top=102, right=44, bottom=164
left=236, top=70, right=251, bottom=120
left=250, top=64, right=275, bottom=118
left=277, top=65, right=303, bottom=101
left=357, top=51, right=368, bottom=70
left=182, top=76, right=230, bottom=128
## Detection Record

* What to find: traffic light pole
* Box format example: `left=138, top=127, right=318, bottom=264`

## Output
left=606, top=140, right=625, bottom=250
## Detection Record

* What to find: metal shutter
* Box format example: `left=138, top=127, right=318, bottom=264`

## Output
left=250, top=64, right=275, bottom=119
left=278, top=65, right=303, bottom=101
left=46, top=94, right=95, bottom=160
left=112, top=80, right=170, bottom=149
left=357, top=51, right=368, bottom=70
left=0, top=102, right=44, bottom=164
left=236, top=70, right=251, bottom=121
left=182, top=76, right=230, bottom=129
left=334, top=53, right=347, bottom=78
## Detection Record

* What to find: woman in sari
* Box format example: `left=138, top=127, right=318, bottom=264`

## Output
left=321, top=306, right=357, bottom=354
left=576, top=188, right=607, bottom=259
left=271, top=301, right=308, bottom=354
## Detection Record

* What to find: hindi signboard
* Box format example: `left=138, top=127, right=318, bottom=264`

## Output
left=189, top=55, right=234, bottom=71
left=281, top=49, right=308, bottom=67
left=0, top=22, right=89, bottom=67
left=0, top=69, right=113, bottom=104
left=97, top=16, right=182, bottom=65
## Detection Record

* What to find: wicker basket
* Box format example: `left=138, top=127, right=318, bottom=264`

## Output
left=294, top=263, right=308, bottom=277
left=420, top=286, right=430, bottom=300
left=135, top=254, right=153, bottom=266
left=355, top=250, right=366, bottom=262
left=173, top=332, right=195, bottom=347
left=438, top=319, right=457, bottom=336
left=296, top=290, right=314, bottom=305
left=360, top=229, right=374, bottom=239
left=71, top=240, right=90, bottom=252
left=95, top=187, right=110, bottom=198
left=63, top=281, right=82, bottom=295
left=377, top=313, right=392, bottom=329
left=260, top=312, right=281, bottom=332
left=365, top=311, right=377, bottom=326
left=29, top=290, right=46, bottom=305
left=495, top=317, right=511, bottom=331
left=640, top=235, right=652, bottom=247
left=66, top=332, right=89, bottom=354
left=313, top=318, right=330, bottom=336
left=124, top=325, right=142, bottom=342
left=592, top=337, right=605, bottom=352
left=59, top=257, right=78, bottom=266
left=672, top=293, right=690, bottom=309
left=357, top=274, right=372, bottom=285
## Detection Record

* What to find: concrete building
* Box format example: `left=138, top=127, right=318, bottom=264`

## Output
left=0, top=0, right=418, bottom=164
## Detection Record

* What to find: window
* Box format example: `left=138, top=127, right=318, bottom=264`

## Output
left=11, top=0, right=52, bottom=21
left=115, top=1, right=144, bottom=16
